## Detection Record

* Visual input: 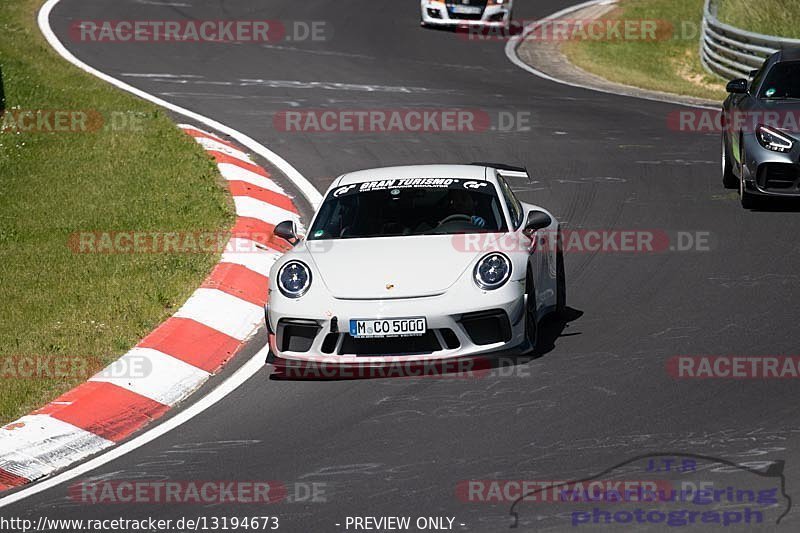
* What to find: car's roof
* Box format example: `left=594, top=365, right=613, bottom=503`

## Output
left=335, top=164, right=488, bottom=186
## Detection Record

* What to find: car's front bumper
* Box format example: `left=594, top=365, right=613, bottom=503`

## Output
left=742, top=135, right=800, bottom=197
left=266, top=280, right=526, bottom=364
left=421, top=1, right=511, bottom=27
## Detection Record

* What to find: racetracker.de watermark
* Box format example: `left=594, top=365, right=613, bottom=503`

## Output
left=69, top=481, right=283, bottom=504
left=667, top=356, right=800, bottom=379
left=668, top=110, right=800, bottom=134
left=0, top=354, right=151, bottom=380
left=1, top=110, right=147, bottom=134
left=68, top=480, right=327, bottom=504
left=451, top=230, right=712, bottom=254
left=70, top=20, right=329, bottom=43
left=271, top=356, right=532, bottom=380
left=458, top=19, right=700, bottom=42
left=274, top=109, right=551, bottom=133
left=456, top=480, right=673, bottom=503
left=68, top=231, right=278, bottom=254
left=274, top=109, right=493, bottom=133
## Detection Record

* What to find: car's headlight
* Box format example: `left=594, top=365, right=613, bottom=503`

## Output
left=488, top=0, right=507, bottom=4
left=757, top=125, right=794, bottom=153
left=474, top=253, right=511, bottom=290
left=278, top=261, right=312, bottom=298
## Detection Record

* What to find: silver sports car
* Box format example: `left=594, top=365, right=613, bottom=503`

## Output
left=722, top=47, right=800, bottom=208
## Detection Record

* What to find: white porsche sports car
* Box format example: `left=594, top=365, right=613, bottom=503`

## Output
left=266, top=164, right=564, bottom=365
left=420, top=0, right=513, bottom=28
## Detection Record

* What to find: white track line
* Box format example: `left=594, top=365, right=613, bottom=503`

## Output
left=504, top=0, right=718, bottom=110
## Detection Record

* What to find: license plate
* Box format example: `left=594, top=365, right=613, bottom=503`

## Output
left=451, top=5, right=482, bottom=14
left=350, top=317, right=427, bottom=338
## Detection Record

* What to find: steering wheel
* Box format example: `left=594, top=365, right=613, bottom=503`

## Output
left=438, top=214, right=471, bottom=226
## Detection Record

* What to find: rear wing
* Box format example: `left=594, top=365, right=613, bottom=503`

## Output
left=470, top=161, right=531, bottom=182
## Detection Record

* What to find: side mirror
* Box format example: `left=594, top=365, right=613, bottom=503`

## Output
left=524, top=210, right=552, bottom=233
left=274, top=220, right=298, bottom=244
left=726, top=79, right=748, bottom=94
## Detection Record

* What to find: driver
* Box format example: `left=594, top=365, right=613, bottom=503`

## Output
left=448, top=189, right=486, bottom=228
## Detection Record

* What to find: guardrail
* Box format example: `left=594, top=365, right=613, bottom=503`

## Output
left=700, top=0, right=800, bottom=80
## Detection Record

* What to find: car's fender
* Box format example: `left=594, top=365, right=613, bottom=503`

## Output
left=519, top=202, right=559, bottom=316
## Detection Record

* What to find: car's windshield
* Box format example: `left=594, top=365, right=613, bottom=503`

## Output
left=308, top=178, right=508, bottom=239
left=759, top=61, right=800, bottom=99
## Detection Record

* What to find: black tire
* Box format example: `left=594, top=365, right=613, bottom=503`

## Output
left=737, top=140, right=759, bottom=209
left=525, top=271, right=538, bottom=351
left=739, top=170, right=759, bottom=209
left=740, top=186, right=757, bottom=209
left=556, top=232, right=566, bottom=314
left=722, top=134, right=737, bottom=189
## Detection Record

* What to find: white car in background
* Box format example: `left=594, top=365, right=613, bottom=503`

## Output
left=420, top=0, right=513, bottom=28
left=266, top=164, right=564, bottom=365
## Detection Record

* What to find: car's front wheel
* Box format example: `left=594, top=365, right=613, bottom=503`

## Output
left=739, top=161, right=759, bottom=209
left=736, top=142, right=759, bottom=209
left=740, top=181, right=757, bottom=209
left=722, top=134, right=737, bottom=189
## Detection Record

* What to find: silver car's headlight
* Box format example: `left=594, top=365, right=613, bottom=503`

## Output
left=278, top=261, right=312, bottom=298
left=757, top=125, right=794, bottom=153
left=474, top=253, right=511, bottom=290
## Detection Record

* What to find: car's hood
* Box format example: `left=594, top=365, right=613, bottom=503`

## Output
left=302, top=236, right=481, bottom=299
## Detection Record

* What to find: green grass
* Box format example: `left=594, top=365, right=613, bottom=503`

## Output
left=717, top=0, right=800, bottom=39
left=0, top=0, right=233, bottom=423
left=562, top=0, right=728, bottom=101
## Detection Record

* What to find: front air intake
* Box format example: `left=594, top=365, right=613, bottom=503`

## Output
left=459, top=309, right=512, bottom=345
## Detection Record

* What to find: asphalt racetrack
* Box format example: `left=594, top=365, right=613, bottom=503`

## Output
left=5, top=0, right=800, bottom=531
